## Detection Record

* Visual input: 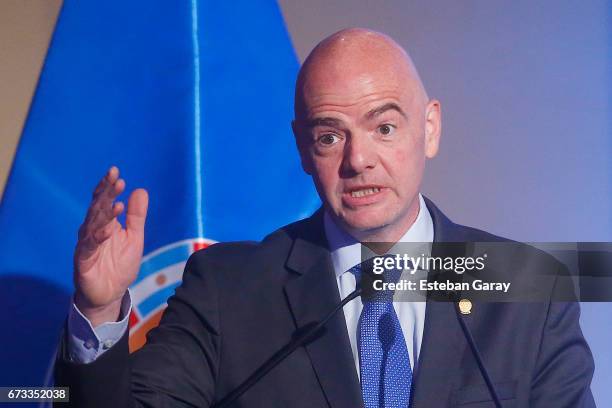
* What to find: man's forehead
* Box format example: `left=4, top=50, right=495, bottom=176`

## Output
left=302, top=101, right=408, bottom=128
left=300, top=77, right=415, bottom=117
left=299, top=66, right=412, bottom=114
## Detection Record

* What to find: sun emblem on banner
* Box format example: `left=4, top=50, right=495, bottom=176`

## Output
left=128, top=238, right=215, bottom=352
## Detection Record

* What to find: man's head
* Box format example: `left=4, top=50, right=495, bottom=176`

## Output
left=292, top=28, right=441, bottom=242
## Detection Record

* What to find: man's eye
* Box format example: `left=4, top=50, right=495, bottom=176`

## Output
left=318, top=133, right=340, bottom=145
left=378, top=124, right=396, bottom=136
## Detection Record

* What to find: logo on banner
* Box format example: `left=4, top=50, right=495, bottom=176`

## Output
left=128, top=238, right=215, bottom=352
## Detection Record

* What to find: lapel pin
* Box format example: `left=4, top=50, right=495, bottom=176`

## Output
left=458, top=298, right=472, bottom=315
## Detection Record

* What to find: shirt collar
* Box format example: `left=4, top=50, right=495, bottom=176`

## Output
left=323, top=194, right=434, bottom=278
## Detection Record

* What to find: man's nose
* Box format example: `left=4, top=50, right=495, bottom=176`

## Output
left=340, top=133, right=377, bottom=176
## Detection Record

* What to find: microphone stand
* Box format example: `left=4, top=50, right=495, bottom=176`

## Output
left=454, top=300, right=503, bottom=408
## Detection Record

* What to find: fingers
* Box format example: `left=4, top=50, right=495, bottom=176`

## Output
left=93, top=170, right=125, bottom=217
left=92, top=166, right=119, bottom=199
left=126, top=188, right=149, bottom=234
left=86, top=168, right=126, bottom=230
left=78, top=167, right=127, bottom=254
left=112, top=201, right=124, bottom=218
left=93, top=167, right=124, bottom=208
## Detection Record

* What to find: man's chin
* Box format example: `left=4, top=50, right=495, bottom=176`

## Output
left=338, top=212, right=390, bottom=235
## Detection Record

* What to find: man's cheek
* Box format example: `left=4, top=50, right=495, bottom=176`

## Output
left=393, top=147, right=413, bottom=166
left=396, top=137, right=425, bottom=164
left=312, top=165, right=337, bottom=193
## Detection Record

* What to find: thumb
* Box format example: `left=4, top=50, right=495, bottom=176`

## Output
left=126, top=188, right=149, bottom=233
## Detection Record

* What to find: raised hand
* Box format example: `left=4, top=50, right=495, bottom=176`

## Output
left=73, top=166, right=148, bottom=327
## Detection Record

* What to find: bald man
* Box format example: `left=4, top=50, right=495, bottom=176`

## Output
left=55, top=29, right=595, bottom=407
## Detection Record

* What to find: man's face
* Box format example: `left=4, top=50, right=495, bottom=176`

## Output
left=294, top=55, right=440, bottom=239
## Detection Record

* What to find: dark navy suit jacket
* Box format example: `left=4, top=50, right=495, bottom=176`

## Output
left=55, top=197, right=596, bottom=407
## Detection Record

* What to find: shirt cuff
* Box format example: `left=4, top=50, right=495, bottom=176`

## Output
left=66, top=290, right=132, bottom=363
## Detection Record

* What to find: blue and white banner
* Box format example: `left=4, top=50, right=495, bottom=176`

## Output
left=0, top=0, right=318, bottom=392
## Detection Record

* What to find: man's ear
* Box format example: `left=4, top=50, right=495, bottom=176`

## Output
left=424, top=99, right=441, bottom=159
left=292, top=119, right=313, bottom=175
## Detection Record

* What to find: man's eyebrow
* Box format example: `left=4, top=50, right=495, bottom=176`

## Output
left=365, top=103, right=407, bottom=120
left=303, top=117, right=345, bottom=128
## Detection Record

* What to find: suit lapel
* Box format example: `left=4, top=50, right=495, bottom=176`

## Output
left=411, top=198, right=468, bottom=407
left=283, top=212, right=364, bottom=408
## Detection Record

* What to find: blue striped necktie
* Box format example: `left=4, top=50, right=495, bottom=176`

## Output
left=351, top=263, right=413, bottom=408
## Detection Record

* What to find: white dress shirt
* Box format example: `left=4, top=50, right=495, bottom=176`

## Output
left=324, top=193, right=434, bottom=376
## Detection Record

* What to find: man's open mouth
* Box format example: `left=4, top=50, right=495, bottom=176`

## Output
left=350, top=187, right=381, bottom=198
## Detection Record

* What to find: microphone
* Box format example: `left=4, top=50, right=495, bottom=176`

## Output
left=212, top=287, right=362, bottom=408
left=452, top=297, right=503, bottom=408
